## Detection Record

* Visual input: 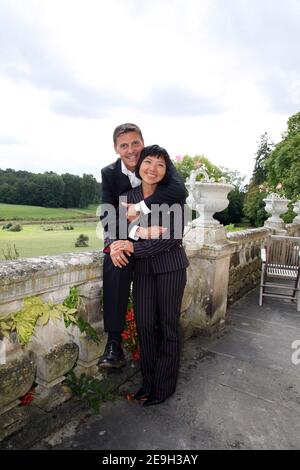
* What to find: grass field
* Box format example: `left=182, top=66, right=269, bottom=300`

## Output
left=0, top=203, right=99, bottom=221
left=0, top=222, right=103, bottom=259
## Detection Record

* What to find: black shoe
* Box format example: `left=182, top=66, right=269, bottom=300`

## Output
left=99, top=341, right=126, bottom=369
left=143, top=396, right=167, bottom=407
left=132, top=388, right=150, bottom=401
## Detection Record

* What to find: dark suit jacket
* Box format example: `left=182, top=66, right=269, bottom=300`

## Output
left=127, top=186, right=189, bottom=275
left=100, top=158, right=187, bottom=247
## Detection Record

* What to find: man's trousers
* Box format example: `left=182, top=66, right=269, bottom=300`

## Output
left=102, top=254, right=134, bottom=333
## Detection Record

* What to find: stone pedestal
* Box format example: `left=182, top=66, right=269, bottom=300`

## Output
left=292, top=202, right=300, bottom=224
left=76, top=280, right=103, bottom=329
left=182, top=228, right=236, bottom=336
left=263, top=220, right=287, bottom=234
left=67, top=280, right=104, bottom=377
left=184, top=223, right=227, bottom=249
left=0, top=338, right=36, bottom=441
left=68, top=324, right=106, bottom=378
left=26, top=319, right=78, bottom=410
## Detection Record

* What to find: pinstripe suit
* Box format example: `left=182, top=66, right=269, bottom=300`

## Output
left=127, top=186, right=189, bottom=400
left=100, top=158, right=187, bottom=334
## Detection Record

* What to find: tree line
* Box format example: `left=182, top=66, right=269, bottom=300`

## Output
left=244, top=111, right=300, bottom=226
left=0, top=170, right=101, bottom=208
left=174, top=111, right=300, bottom=228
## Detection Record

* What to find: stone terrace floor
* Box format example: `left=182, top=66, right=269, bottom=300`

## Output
left=33, top=287, right=300, bottom=450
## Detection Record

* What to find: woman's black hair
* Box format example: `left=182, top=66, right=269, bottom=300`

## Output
left=135, top=145, right=173, bottom=182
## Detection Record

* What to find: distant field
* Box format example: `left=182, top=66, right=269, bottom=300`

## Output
left=0, top=203, right=99, bottom=221
left=0, top=222, right=103, bottom=259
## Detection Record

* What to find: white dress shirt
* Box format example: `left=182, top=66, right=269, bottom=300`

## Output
left=121, top=161, right=151, bottom=239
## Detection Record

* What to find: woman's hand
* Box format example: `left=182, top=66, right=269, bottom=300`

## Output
left=110, top=240, right=134, bottom=268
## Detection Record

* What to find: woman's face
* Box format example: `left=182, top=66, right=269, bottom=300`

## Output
left=139, top=155, right=167, bottom=185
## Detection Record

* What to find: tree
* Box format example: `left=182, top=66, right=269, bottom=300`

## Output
left=242, top=132, right=274, bottom=227
left=266, top=132, right=300, bottom=201
left=61, top=173, right=82, bottom=208
left=174, top=155, right=222, bottom=182
left=252, top=132, right=274, bottom=186
left=283, top=111, right=300, bottom=139
left=79, top=174, right=98, bottom=208
left=243, top=185, right=268, bottom=227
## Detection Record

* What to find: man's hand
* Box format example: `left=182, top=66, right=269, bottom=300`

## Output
left=121, top=202, right=140, bottom=222
left=137, top=226, right=168, bottom=239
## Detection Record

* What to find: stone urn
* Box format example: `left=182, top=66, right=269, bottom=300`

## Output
left=292, top=201, right=300, bottom=224
left=184, top=167, right=233, bottom=247
left=263, top=193, right=290, bottom=231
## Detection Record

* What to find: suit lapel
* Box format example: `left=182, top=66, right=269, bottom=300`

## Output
left=116, top=158, right=132, bottom=192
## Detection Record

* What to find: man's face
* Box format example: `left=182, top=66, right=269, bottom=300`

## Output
left=114, top=131, right=144, bottom=171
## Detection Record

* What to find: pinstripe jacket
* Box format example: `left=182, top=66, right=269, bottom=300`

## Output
left=127, top=186, right=189, bottom=275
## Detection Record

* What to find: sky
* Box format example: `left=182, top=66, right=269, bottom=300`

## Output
left=0, top=0, right=299, bottom=183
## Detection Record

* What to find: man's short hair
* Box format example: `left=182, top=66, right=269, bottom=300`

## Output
left=113, top=123, right=144, bottom=145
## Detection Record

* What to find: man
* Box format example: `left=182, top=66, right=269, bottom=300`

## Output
left=99, top=123, right=186, bottom=368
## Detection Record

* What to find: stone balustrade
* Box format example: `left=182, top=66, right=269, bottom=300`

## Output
left=227, top=228, right=270, bottom=305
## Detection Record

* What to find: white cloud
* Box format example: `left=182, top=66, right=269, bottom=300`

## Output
left=0, top=0, right=299, bottom=183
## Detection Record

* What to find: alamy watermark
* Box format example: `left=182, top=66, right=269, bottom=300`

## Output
left=0, top=339, right=5, bottom=365
left=291, top=339, right=300, bottom=365
left=95, top=197, right=205, bottom=245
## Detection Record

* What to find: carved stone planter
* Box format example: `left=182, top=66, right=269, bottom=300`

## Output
left=185, top=172, right=233, bottom=247
left=263, top=193, right=290, bottom=232
left=292, top=201, right=300, bottom=224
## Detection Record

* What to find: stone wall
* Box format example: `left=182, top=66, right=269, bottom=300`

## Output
left=226, top=228, right=270, bottom=305
left=0, top=252, right=105, bottom=441
left=286, top=224, right=300, bottom=237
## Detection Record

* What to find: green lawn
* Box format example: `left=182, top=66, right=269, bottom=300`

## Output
left=0, top=222, right=103, bottom=259
left=0, top=203, right=100, bottom=221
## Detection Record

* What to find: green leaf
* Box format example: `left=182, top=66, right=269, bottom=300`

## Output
left=39, top=310, right=50, bottom=326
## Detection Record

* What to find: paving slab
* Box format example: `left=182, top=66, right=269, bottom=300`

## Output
left=32, top=287, right=300, bottom=450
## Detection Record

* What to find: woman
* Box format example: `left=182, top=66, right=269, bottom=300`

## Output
left=113, top=145, right=189, bottom=407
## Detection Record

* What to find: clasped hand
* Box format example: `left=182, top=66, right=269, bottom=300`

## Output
left=110, top=240, right=134, bottom=268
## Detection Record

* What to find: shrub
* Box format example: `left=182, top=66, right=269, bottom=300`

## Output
left=75, top=234, right=89, bottom=247
left=9, top=224, right=22, bottom=232
left=63, top=225, right=74, bottom=230
left=2, top=223, right=13, bottom=230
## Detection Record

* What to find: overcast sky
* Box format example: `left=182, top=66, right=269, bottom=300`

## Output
left=0, top=0, right=299, bottom=183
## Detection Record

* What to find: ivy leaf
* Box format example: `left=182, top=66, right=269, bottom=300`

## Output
left=39, top=310, right=50, bottom=326
left=49, top=308, right=62, bottom=322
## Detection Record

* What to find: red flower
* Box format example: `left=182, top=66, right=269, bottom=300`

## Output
left=121, top=330, right=130, bottom=340
left=126, top=309, right=135, bottom=322
left=124, top=392, right=134, bottom=401
left=20, top=392, right=34, bottom=406
left=131, top=348, right=140, bottom=361
left=122, top=302, right=139, bottom=355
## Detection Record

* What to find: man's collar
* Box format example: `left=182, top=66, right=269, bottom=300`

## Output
left=121, top=160, right=134, bottom=175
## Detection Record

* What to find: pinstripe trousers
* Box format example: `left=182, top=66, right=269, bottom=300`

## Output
left=133, top=268, right=187, bottom=400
